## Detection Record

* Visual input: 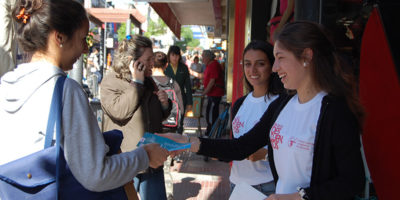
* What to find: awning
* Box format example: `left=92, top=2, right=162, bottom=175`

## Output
left=86, top=8, right=146, bottom=27
left=150, top=0, right=227, bottom=39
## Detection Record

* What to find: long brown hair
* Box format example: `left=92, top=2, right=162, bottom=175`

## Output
left=274, top=21, right=365, bottom=126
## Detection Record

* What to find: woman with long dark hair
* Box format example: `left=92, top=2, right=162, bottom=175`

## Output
left=161, top=21, right=365, bottom=200
left=229, top=40, right=283, bottom=195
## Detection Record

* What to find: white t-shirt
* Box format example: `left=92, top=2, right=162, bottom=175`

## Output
left=230, top=93, right=277, bottom=185
left=270, top=91, right=327, bottom=194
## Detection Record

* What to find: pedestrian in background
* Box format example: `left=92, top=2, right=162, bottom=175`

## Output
left=201, top=50, right=225, bottom=137
left=152, top=51, right=184, bottom=133
left=189, top=56, right=203, bottom=90
left=165, top=45, right=193, bottom=134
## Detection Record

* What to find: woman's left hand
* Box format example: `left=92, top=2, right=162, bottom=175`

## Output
left=265, top=193, right=301, bottom=200
left=247, top=148, right=267, bottom=161
left=155, top=90, right=169, bottom=108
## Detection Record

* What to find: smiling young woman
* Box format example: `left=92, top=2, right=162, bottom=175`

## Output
left=229, top=40, right=283, bottom=196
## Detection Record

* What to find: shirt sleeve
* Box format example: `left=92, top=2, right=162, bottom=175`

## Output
left=198, top=106, right=270, bottom=161
left=61, top=79, right=149, bottom=192
left=182, top=65, right=193, bottom=105
left=198, top=95, right=288, bottom=162
left=100, top=75, right=144, bottom=122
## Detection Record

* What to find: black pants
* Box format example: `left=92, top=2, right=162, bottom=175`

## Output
left=176, top=100, right=186, bottom=134
left=205, top=96, right=221, bottom=136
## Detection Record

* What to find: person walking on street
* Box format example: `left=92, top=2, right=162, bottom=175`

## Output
left=202, top=50, right=225, bottom=137
left=164, top=45, right=193, bottom=134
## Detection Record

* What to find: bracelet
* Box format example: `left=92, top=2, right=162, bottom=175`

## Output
left=296, top=187, right=309, bottom=200
left=131, top=78, right=144, bottom=85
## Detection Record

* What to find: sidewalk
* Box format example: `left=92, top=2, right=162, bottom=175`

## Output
left=164, top=101, right=231, bottom=200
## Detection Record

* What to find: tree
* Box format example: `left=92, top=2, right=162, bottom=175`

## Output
left=117, top=23, right=135, bottom=42
left=175, top=26, right=200, bottom=51
left=144, top=18, right=167, bottom=38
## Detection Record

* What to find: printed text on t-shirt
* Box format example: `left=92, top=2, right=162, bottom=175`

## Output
left=232, top=117, right=244, bottom=136
left=270, top=123, right=283, bottom=149
left=288, top=136, right=314, bottom=151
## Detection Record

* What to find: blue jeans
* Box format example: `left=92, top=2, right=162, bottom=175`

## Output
left=205, top=96, right=222, bottom=136
left=230, top=181, right=276, bottom=196
left=134, top=169, right=167, bottom=200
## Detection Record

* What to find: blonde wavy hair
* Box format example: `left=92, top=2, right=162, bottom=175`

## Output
left=112, top=35, right=153, bottom=81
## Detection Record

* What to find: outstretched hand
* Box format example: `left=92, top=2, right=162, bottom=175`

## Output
left=156, top=133, right=187, bottom=143
left=142, top=143, right=169, bottom=168
left=156, top=133, right=201, bottom=154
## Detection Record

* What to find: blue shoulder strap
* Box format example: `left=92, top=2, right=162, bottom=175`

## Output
left=43, top=75, right=66, bottom=200
left=44, top=76, right=66, bottom=148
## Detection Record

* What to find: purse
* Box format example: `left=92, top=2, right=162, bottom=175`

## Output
left=0, top=76, right=129, bottom=200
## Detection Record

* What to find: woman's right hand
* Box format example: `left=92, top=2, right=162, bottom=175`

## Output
left=129, top=60, right=146, bottom=83
left=142, top=143, right=169, bottom=168
left=156, top=133, right=201, bottom=154
left=157, top=133, right=187, bottom=143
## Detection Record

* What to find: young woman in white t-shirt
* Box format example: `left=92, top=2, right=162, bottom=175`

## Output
left=229, top=41, right=283, bottom=195
left=162, top=21, right=365, bottom=200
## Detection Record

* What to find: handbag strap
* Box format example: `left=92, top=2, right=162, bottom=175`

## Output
left=44, top=76, right=66, bottom=148
left=43, top=75, right=66, bottom=200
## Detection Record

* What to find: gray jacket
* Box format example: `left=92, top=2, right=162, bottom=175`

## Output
left=0, top=61, right=149, bottom=192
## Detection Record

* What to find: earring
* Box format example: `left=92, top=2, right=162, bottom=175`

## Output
left=303, top=62, right=307, bottom=67
left=60, top=44, right=63, bottom=48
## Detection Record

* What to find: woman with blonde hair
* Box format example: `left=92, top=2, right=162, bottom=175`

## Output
left=101, top=36, right=171, bottom=200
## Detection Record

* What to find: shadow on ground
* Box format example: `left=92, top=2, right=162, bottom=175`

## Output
left=173, top=177, right=201, bottom=199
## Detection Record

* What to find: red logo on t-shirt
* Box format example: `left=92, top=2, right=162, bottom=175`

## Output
left=288, top=137, right=296, bottom=147
left=270, top=123, right=283, bottom=149
left=232, top=117, right=244, bottom=136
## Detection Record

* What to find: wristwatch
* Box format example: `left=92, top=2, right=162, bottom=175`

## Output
left=296, top=187, right=309, bottom=200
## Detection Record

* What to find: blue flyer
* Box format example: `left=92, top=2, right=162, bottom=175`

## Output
left=137, top=132, right=191, bottom=151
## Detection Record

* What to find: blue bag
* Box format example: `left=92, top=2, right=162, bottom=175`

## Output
left=0, top=76, right=128, bottom=200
